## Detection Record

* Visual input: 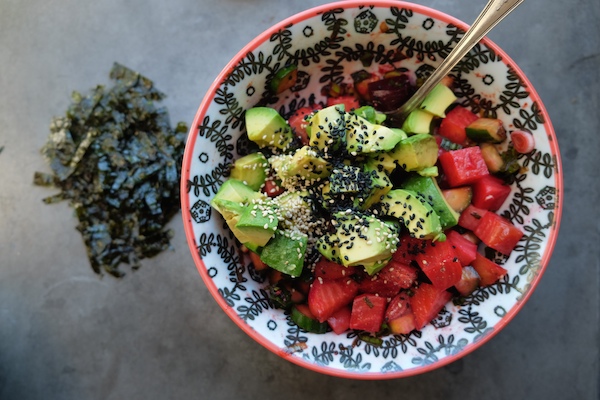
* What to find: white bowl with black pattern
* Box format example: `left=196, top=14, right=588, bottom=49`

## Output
left=181, top=0, right=562, bottom=379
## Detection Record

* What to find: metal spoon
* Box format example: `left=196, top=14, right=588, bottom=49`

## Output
left=386, top=0, right=525, bottom=122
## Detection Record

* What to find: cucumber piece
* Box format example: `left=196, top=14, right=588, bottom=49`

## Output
left=466, top=118, right=507, bottom=143
left=270, top=64, right=298, bottom=94
left=480, top=143, right=504, bottom=173
left=442, top=186, right=473, bottom=213
left=291, top=305, right=329, bottom=334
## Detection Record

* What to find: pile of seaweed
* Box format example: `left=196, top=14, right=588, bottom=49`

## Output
left=34, top=63, right=188, bottom=277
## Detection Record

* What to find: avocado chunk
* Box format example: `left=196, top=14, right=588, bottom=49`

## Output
left=245, top=107, right=293, bottom=150
left=316, top=232, right=343, bottom=265
left=309, top=104, right=346, bottom=153
left=419, top=83, right=457, bottom=118
left=354, top=164, right=393, bottom=210
left=353, top=105, right=387, bottom=125
left=401, top=109, right=435, bottom=135
left=366, top=151, right=397, bottom=175
left=260, top=230, right=308, bottom=277
left=389, top=133, right=438, bottom=172
left=333, top=211, right=400, bottom=274
left=211, top=179, right=264, bottom=215
left=234, top=199, right=279, bottom=247
left=210, top=199, right=263, bottom=251
left=401, top=175, right=459, bottom=229
left=377, top=189, right=445, bottom=241
left=270, top=146, right=331, bottom=185
left=345, top=112, right=405, bottom=155
left=229, top=152, right=269, bottom=191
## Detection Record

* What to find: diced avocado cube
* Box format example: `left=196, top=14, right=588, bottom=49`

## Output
left=345, top=113, right=405, bottom=154
left=419, top=83, right=457, bottom=118
left=401, top=109, right=435, bottom=135
left=309, top=104, right=346, bottom=153
left=333, top=212, right=399, bottom=274
left=401, top=175, right=459, bottom=229
left=235, top=200, right=279, bottom=247
left=260, top=230, right=308, bottom=277
left=210, top=199, right=264, bottom=249
left=355, top=164, right=393, bottom=210
left=229, top=152, right=269, bottom=191
left=270, top=146, right=331, bottom=184
left=245, top=107, right=293, bottom=150
left=316, top=232, right=343, bottom=265
left=211, top=179, right=264, bottom=216
left=390, top=133, right=438, bottom=172
left=378, top=189, right=445, bottom=241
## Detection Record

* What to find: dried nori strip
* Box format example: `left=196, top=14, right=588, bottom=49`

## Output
left=35, top=63, right=188, bottom=277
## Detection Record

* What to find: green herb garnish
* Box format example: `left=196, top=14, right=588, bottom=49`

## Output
left=34, top=63, right=187, bottom=277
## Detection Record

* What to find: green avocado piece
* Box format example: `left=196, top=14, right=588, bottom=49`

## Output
left=309, top=104, right=346, bottom=153
left=260, top=230, right=308, bottom=277
left=354, top=164, right=392, bottom=210
left=377, top=189, right=445, bottom=241
left=401, top=175, right=459, bottom=229
left=333, top=211, right=399, bottom=274
left=270, top=146, right=331, bottom=184
left=401, top=109, right=435, bottom=135
left=316, top=232, right=343, bottom=264
left=211, top=179, right=264, bottom=215
left=419, top=83, right=457, bottom=118
left=245, top=107, right=293, bottom=150
left=210, top=199, right=263, bottom=251
left=235, top=199, right=279, bottom=247
left=229, top=152, right=269, bottom=191
left=389, top=133, right=438, bottom=172
left=345, top=112, right=405, bottom=155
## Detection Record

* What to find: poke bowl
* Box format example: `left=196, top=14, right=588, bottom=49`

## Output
left=181, top=0, right=562, bottom=379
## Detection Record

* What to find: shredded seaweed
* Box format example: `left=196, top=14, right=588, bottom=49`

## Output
left=35, top=63, right=188, bottom=277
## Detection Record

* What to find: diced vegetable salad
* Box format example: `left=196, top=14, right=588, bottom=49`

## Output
left=211, top=68, right=533, bottom=338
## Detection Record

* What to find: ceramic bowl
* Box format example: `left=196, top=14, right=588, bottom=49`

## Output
left=181, top=0, right=562, bottom=379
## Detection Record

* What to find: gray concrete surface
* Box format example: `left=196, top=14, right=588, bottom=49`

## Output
left=1, top=0, right=598, bottom=399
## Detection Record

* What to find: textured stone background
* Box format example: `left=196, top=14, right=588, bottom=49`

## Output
left=1, top=0, right=598, bottom=399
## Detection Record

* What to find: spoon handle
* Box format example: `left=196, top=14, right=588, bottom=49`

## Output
left=387, top=0, right=525, bottom=121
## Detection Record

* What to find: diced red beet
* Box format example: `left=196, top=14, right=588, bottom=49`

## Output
left=454, top=266, right=481, bottom=296
left=438, top=105, right=479, bottom=145
left=349, top=294, right=388, bottom=333
left=308, top=278, right=359, bottom=322
left=474, top=212, right=524, bottom=255
left=326, top=305, right=352, bottom=335
left=415, top=240, right=463, bottom=291
left=359, top=261, right=418, bottom=297
left=438, top=147, right=489, bottom=187
left=367, top=75, right=415, bottom=112
left=471, top=253, right=507, bottom=286
left=314, top=258, right=357, bottom=281
left=409, top=283, right=452, bottom=330
left=458, top=204, right=489, bottom=231
left=446, top=230, right=477, bottom=266
left=472, top=175, right=512, bottom=211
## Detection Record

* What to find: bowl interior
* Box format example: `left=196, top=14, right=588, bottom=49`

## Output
left=181, top=1, right=562, bottom=379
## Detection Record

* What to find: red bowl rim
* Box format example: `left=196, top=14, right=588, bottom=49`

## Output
left=180, top=0, right=563, bottom=380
